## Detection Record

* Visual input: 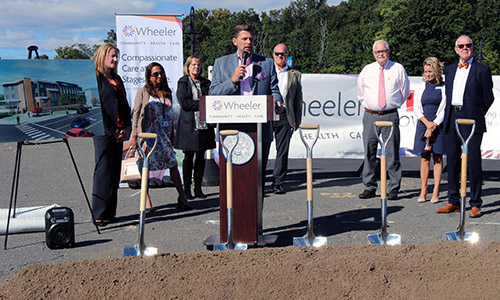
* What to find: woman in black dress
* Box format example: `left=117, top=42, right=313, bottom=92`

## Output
left=91, top=43, right=131, bottom=226
left=175, top=56, right=215, bottom=199
left=413, top=57, right=446, bottom=203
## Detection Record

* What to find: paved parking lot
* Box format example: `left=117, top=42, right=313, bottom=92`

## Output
left=1, top=138, right=499, bottom=282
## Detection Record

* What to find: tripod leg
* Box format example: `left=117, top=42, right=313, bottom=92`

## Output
left=63, top=138, right=100, bottom=234
left=4, top=142, right=22, bottom=250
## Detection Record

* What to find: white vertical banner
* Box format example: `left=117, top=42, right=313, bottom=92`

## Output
left=115, top=14, right=184, bottom=108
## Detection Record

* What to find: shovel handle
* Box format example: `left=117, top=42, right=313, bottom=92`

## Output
left=220, top=130, right=238, bottom=136
left=140, top=165, right=149, bottom=211
left=307, top=158, right=313, bottom=201
left=138, top=132, right=157, bottom=139
left=300, top=124, right=319, bottom=130
left=456, top=118, right=475, bottom=125
left=226, top=162, right=233, bottom=209
left=461, top=153, right=468, bottom=197
left=380, top=155, right=387, bottom=199
left=375, top=121, right=393, bottom=127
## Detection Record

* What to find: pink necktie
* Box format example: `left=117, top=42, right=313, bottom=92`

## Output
left=240, top=56, right=253, bottom=95
left=378, top=65, right=386, bottom=109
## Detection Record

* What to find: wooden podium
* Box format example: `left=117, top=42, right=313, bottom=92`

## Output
left=200, top=95, right=277, bottom=247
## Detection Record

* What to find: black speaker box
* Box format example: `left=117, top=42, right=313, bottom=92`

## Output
left=45, top=207, right=75, bottom=249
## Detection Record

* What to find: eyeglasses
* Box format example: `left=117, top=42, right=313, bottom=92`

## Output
left=151, top=71, right=165, bottom=78
left=374, top=49, right=389, bottom=54
left=457, top=43, right=472, bottom=49
left=274, top=52, right=288, bottom=57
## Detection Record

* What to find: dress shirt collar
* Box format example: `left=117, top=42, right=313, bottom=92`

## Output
left=275, top=64, right=288, bottom=73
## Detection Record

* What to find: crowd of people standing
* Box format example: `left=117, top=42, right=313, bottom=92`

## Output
left=89, top=28, right=494, bottom=226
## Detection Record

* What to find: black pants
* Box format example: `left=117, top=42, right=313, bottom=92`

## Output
left=445, top=110, right=484, bottom=207
left=183, top=150, right=206, bottom=187
left=273, top=114, right=294, bottom=185
left=92, top=135, right=122, bottom=221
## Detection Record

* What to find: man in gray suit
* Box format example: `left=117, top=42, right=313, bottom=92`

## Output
left=271, top=43, right=303, bottom=194
left=209, top=24, right=282, bottom=188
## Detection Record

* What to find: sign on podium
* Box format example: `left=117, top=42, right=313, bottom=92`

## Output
left=201, top=95, right=277, bottom=247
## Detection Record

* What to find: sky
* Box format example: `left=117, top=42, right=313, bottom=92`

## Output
left=0, top=0, right=344, bottom=60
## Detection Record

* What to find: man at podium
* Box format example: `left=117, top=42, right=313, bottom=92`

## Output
left=209, top=24, right=282, bottom=190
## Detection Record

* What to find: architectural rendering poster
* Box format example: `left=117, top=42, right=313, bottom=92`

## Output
left=0, top=59, right=103, bottom=143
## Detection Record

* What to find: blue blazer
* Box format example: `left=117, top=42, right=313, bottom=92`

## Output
left=443, top=60, right=494, bottom=134
left=209, top=52, right=282, bottom=142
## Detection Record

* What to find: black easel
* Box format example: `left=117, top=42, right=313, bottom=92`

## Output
left=4, top=138, right=100, bottom=250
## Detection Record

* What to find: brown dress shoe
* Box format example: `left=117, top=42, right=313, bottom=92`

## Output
left=436, top=203, right=460, bottom=213
left=469, top=207, right=482, bottom=218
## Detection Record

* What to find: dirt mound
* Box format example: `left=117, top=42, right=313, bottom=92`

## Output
left=1, top=241, right=498, bottom=300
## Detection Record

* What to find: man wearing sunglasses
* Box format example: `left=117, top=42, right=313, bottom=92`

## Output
left=436, top=35, right=494, bottom=218
left=357, top=40, right=410, bottom=201
left=271, top=43, right=302, bottom=194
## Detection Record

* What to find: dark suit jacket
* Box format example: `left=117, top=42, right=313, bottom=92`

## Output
left=97, top=73, right=131, bottom=137
left=443, top=60, right=494, bottom=134
left=283, top=69, right=303, bottom=128
left=209, top=52, right=283, bottom=142
left=175, top=75, right=215, bottom=151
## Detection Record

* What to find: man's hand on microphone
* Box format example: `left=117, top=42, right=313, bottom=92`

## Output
left=232, top=65, right=246, bottom=83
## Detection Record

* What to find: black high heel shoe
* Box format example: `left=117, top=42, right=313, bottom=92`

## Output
left=194, top=187, right=207, bottom=199
left=177, top=196, right=193, bottom=211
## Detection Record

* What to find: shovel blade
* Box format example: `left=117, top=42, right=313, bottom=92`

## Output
left=445, top=231, right=479, bottom=242
left=123, top=245, right=158, bottom=257
left=213, top=242, right=248, bottom=251
left=367, top=233, right=401, bottom=245
left=293, top=235, right=327, bottom=247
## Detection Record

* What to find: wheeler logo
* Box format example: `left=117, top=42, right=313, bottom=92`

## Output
left=212, top=100, right=223, bottom=111
left=122, top=25, right=136, bottom=37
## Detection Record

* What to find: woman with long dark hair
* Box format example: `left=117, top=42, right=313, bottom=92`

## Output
left=130, top=62, right=192, bottom=211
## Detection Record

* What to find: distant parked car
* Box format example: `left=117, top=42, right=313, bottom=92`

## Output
left=32, top=106, right=43, bottom=115
left=64, top=127, right=93, bottom=138
left=76, top=106, right=90, bottom=114
left=71, top=117, right=90, bottom=128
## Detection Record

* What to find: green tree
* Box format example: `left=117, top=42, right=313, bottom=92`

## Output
left=54, top=43, right=99, bottom=59
left=91, top=97, right=99, bottom=106
left=59, top=93, right=71, bottom=105
left=76, top=93, right=87, bottom=105
left=104, top=29, right=117, bottom=44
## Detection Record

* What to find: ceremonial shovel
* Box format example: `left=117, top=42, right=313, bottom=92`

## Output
left=293, top=124, right=327, bottom=247
left=124, top=132, right=159, bottom=256
left=367, top=121, right=401, bottom=245
left=445, top=119, right=479, bottom=242
left=213, top=130, right=248, bottom=251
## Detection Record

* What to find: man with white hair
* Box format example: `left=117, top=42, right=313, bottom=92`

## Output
left=357, top=39, right=410, bottom=200
left=436, top=35, right=494, bottom=218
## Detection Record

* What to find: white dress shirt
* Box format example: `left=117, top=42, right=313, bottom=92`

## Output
left=275, top=64, right=288, bottom=103
left=451, top=57, right=473, bottom=106
left=357, top=60, right=410, bottom=111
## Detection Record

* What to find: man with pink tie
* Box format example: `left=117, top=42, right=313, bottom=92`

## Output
left=357, top=39, right=410, bottom=200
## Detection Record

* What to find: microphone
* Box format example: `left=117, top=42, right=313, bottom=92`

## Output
left=240, top=51, right=250, bottom=79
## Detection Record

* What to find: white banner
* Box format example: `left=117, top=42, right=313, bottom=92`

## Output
left=269, top=74, right=500, bottom=159
left=205, top=95, right=268, bottom=123
left=116, top=14, right=184, bottom=107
